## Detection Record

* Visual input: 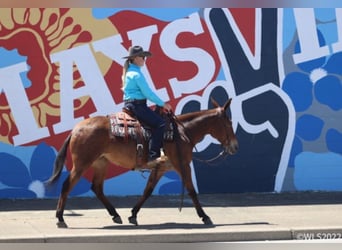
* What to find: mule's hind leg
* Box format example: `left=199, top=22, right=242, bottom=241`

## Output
left=56, top=168, right=83, bottom=228
left=91, top=157, right=122, bottom=224
left=129, top=168, right=165, bottom=226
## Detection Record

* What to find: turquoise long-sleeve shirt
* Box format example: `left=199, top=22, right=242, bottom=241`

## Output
left=123, top=63, right=165, bottom=107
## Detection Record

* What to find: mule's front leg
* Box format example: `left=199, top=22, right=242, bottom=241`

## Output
left=188, top=190, right=213, bottom=225
left=183, top=169, right=213, bottom=225
left=129, top=168, right=164, bottom=225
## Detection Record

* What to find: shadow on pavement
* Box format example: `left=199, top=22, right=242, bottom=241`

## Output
left=63, top=221, right=271, bottom=231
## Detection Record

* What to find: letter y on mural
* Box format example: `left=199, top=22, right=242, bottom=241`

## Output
left=193, top=8, right=295, bottom=193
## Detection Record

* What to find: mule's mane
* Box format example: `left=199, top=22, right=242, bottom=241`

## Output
left=174, top=107, right=226, bottom=145
left=176, top=108, right=218, bottom=123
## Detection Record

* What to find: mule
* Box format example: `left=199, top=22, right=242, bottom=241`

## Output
left=47, top=97, right=238, bottom=228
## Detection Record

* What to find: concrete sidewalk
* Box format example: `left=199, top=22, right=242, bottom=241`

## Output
left=1, top=192, right=342, bottom=243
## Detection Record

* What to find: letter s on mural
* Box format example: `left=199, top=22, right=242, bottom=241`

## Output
left=0, top=8, right=342, bottom=199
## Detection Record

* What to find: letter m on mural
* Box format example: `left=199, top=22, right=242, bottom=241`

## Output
left=0, top=8, right=341, bottom=199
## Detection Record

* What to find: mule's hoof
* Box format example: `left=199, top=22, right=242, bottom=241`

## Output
left=56, top=221, right=68, bottom=228
left=128, top=216, right=138, bottom=226
left=113, top=216, right=123, bottom=224
left=202, top=217, right=213, bottom=225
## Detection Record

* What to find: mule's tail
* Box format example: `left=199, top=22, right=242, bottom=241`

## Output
left=46, top=134, right=72, bottom=185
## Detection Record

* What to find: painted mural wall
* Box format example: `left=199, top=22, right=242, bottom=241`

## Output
left=0, top=8, right=341, bottom=199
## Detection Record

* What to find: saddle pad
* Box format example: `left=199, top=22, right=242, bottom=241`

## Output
left=108, top=112, right=174, bottom=141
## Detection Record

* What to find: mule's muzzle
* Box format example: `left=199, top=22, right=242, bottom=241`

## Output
left=226, top=139, right=238, bottom=155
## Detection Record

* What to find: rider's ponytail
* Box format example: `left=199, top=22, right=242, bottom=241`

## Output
left=121, top=59, right=130, bottom=90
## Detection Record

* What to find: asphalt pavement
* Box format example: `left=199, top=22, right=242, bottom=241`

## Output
left=1, top=192, right=342, bottom=243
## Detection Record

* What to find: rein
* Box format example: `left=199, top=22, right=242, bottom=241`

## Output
left=192, top=148, right=228, bottom=166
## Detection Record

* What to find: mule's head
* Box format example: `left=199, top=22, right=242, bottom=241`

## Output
left=210, top=98, right=238, bottom=155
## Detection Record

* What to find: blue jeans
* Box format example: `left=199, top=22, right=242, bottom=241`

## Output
left=124, top=101, right=165, bottom=160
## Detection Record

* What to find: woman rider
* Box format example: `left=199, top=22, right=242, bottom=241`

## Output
left=122, top=45, right=172, bottom=163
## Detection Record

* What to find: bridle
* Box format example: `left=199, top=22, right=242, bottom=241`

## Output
left=192, top=112, right=233, bottom=166
left=170, top=110, right=233, bottom=166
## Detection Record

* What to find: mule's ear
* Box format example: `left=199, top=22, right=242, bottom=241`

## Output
left=223, top=98, right=232, bottom=111
left=211, top=97, right=220, bottom=108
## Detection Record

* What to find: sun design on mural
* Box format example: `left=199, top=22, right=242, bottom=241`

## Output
left=0, top=8, right=117, bottom=144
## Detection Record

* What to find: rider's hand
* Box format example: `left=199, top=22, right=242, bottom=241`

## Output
left=163, top=103, right=172, bottom=112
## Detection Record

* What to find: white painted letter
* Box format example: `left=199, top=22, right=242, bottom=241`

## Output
left=161, top=13, right=215, bottom=98
left=51, top=44, right=116, bottom=134
left=332, top=8, right=342, bottom=53
left=0, top=63, right=49, bottom=145
left=292, top=8, right=330, bottom=64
